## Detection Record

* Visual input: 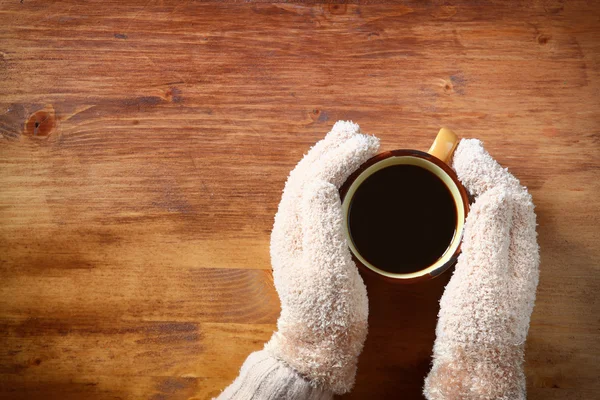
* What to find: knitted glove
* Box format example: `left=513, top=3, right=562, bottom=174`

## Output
left=217, top=121, right=380, bottom=399
left=424, top=139, right=540, bottom=400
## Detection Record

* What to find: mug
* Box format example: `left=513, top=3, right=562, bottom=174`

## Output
left=339, top=128, right=470, bottom=284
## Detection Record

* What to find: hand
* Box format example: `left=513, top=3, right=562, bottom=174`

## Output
left=424, top=139, right=540, bottom=400
left=264, top=121, right=380, bottom=394
left=216, top=121, right=378, bottom=400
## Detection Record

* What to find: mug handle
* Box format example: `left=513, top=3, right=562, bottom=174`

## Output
left=428, top=127, right=459, bottom=163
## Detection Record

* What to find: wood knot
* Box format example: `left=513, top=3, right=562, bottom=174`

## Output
left=543, top=1, right=564, bottom=14
left=328, top=4, right=347, bottom=15
left=24, top=106, right=56, bottom=138
left=437, top=78, right=455, bottom=94
left=165, top=87, right=182, bottom=103
left=537, top=34, right=551, bottom=45
left=438, top=74, right=466, bottom=95
left=431, top=5, right=457, bottom=19
left=310, top=108, right=329, bottom=123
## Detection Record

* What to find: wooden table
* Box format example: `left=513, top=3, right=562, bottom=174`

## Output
left=1, top=1, right=598, bottom=399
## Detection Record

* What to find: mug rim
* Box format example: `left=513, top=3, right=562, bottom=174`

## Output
left=339, top=149, right=470, bottom=284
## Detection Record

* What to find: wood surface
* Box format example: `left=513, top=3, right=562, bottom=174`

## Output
left=1, top=1, right=599, bottom=399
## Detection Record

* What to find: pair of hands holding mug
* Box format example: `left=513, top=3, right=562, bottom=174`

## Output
left=218, top=121, right=539, bottom=400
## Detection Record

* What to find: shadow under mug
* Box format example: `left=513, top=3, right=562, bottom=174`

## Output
left=339, top=128, right=470, bottom=284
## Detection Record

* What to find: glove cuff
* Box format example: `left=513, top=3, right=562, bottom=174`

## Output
left=215, top=350, right=333, bottom=400
left=424, top=342, right=526, bottom=400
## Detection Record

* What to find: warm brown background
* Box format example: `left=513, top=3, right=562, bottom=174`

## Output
left=1, top=1, right=599, bottom=399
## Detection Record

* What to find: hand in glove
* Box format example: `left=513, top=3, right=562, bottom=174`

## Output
left=217, top=121, right=379, bottom=399
left=424, top=139, right=540, bottom=400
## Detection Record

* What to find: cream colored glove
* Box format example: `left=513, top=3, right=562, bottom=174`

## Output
left=217, top=121, right=379, bottom=400
left=424, top=139, right=540, bottom=400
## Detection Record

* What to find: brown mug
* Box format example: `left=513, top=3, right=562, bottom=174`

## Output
left=340, top=128, right=470, bottom=284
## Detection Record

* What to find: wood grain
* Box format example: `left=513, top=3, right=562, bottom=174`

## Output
left=1, top=1, right=599, bottom=399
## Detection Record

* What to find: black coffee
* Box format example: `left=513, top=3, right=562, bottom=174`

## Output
left=348, top=164, right=457, bottom=274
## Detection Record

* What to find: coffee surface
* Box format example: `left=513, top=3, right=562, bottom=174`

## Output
left=348, top=164, right=457, bottom=274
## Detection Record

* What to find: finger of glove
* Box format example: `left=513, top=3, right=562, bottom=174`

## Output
left=457, top=185, right=513, bottom=280
left=273, top=133, right=377, bottom=280
left=437, top=186, right=514, bottom=343
left=287, top=121, right=363, bottom=191
left=506, top=190, right=540, bottom=344
left=452, top=139, right=521, bottom=198
left=310, top=133, right=380, bottom=189
left=300, top=179, right=368, bottom=331
left=271, top=122, right=365, bottom=265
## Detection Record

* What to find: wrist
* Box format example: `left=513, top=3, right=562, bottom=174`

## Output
left=425, top=341, right=526, bottom=400
left=215, top=350, right=333, bottom=400
left=265, top=320, right=366, bottom=395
